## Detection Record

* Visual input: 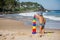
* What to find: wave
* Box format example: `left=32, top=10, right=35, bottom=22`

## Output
left=19, top=12, right=37, bottom=16
left=19, top=12, right=60, bottom=21
left=43, top=13, right=60, bottom=21
left=44, top=15, right=60, bottom=21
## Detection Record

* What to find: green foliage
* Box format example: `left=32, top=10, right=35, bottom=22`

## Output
left=0, top=1, right=45, bottom=14
left=20, top=2, right=45, bottom=13
left=0, top=0, right=20, bottom=13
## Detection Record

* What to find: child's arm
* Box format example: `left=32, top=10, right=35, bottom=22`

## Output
left=35, top=14, right=40, bottom=19
left=44, top=18, right=46, bottom=24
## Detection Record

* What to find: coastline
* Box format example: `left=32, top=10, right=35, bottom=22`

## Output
left=0, top=18, right=60, bottom=40
left=0, top=11, right=60, bottom=29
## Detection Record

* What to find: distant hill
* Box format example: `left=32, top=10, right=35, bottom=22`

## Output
left=20, top=2, right=46, bottom=13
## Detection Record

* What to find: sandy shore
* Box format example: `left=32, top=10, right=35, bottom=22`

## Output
left=0, top=18, right=60, bottom=40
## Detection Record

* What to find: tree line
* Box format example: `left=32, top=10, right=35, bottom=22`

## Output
left=20, top=2, right=46, bottom=13
left=0, top=0, right=20, bottom=14
left=0, top=1, right=46, bottom=14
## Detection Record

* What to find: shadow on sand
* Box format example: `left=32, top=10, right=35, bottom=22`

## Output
left=44, top=31, right=54, bottom=34
left=37, top=31, right=54, bottom=34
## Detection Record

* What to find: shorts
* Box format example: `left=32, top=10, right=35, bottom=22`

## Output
left=40, top=23, right=45, bottom=29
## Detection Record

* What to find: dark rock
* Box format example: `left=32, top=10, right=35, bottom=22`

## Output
left=0, top=34, right=2, bottom=36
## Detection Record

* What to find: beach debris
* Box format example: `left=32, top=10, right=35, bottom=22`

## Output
left=0, top=34, right=2, bottom=36
left=47, top=33, right=51, bottom=36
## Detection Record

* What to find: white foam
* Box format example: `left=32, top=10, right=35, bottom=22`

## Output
left=44, top=15, right=60, bottom=21
left=43, top=13, right=60, bottom=21
left=19, top=12, right=60, bottom=21
left=19, top=12, right=37, bottom=16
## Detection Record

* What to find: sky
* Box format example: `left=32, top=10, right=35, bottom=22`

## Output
left=19, top=0, right=60, bottom=10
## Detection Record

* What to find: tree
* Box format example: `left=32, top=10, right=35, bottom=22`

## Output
left=0, top=0, right=20, bottom=13
left=20, top=2, right=45, bottom=12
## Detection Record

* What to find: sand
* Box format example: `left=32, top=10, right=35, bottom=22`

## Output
left=0, top=18, right=60, bottom=40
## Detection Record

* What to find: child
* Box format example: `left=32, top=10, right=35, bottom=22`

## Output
left=35, top=11, right=46, bottom=37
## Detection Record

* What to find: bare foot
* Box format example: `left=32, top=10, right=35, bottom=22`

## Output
left=40, top=35, right=42, bottom=37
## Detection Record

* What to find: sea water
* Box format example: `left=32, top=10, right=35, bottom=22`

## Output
left=2, top=11, right=60, bottom=29
left=43, top=10, right=60, bottom=29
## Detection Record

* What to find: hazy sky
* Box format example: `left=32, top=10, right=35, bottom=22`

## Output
left=20, top=0, right=60, bottom=10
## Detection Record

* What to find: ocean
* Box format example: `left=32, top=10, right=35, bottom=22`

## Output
left=0, top=11, right=60, bottom=29
left=43, top=10, right=60, bottom=29
left=44, top=10, right=60, bottom=21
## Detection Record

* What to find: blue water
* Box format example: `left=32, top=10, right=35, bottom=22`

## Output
left=0, top=10, right=60, bottom=29
left=43, top=10, right=60, bottom=29
left=45, top=10, right=60, bottom=17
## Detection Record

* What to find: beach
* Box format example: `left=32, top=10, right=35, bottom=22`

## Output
left=0, top=0, right=60, bottom=40
left=0, top=18, right=60, bottom=40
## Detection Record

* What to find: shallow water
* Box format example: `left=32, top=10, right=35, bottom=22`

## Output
left=0, top=11, right=60, bottom=29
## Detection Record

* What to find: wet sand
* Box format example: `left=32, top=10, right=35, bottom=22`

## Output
left=0, top=18, right=60, bottom=40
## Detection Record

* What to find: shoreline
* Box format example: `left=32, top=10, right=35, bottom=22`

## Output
left=0, top=18, right=60, bottom=40
left=0, top=18, right=60, bottom=30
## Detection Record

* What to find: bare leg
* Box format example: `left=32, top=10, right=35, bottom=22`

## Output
left=42, top=29, right=45, bottom=35
left=40, top=26, right=43, bottom=37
